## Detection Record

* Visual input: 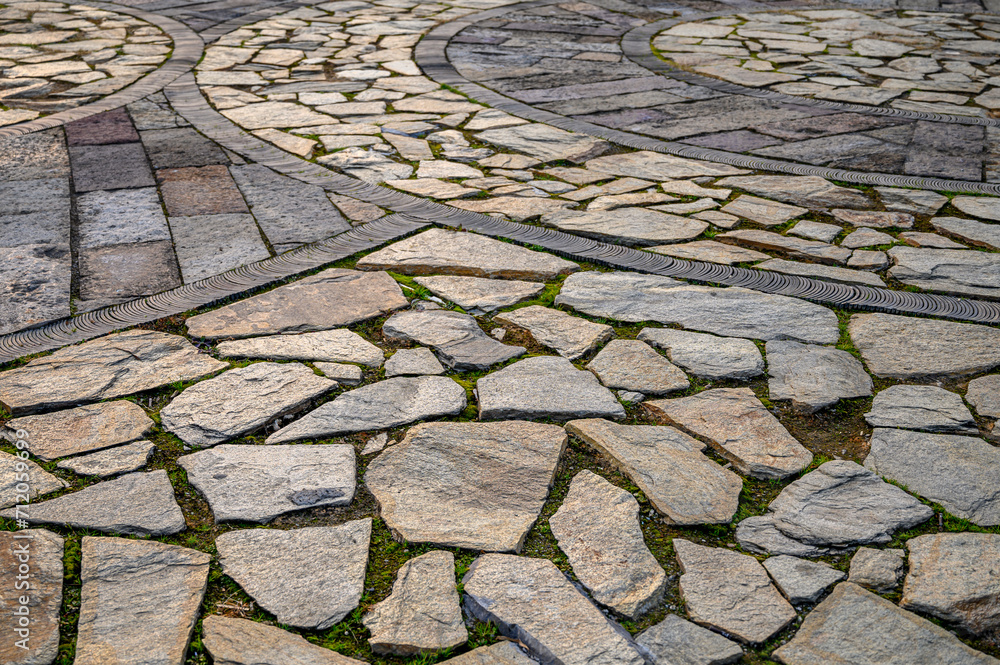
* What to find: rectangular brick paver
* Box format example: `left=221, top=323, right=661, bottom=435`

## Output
left=157, top=165, right=249, bottom=217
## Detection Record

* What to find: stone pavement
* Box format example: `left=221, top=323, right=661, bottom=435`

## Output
left=2, top=0, right=1000, bottom=663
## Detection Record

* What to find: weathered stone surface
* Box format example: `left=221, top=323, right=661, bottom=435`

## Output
left=719, top=230, right=852, bottom=265
left=646, top=388, right=812, bottom=479
left=437, top=643, right=536, bottom=665
left=832, top=208, right=915, bottom=229
left=721, top=195, right=806, bottom=226
left=367, top=421, right=565, bottom=552
left=586, top=339, right=689, bottom=395
left=315, top=363, right=362, bottom=385
left=383, top=309, right=524, bottom=370
left=1, top=470, right=184, bottom=536
left=57, top=439, right=156, bottom=477
left=463, top=554, right=646, bottom=665
left=849, top=313, right=1000, bottom=379
left=876, top=187, right=947, bottom=216
left=756, top=259, right=887, bottom=288
left=636, top=614, right=743, bottom=665
left=901, top=232, right=969, bottom=249
left=556, top=272, right=839, bottom=344
left=358, top=229, right=578, bottom=280
left=772, top=583, right=999, bottom=665
left=675, top=539, right=796, bottom=644
left=75, top=537, right=210, bottom=665
left=865, top=428, right=1000, bottom=527
left=848, top=547, right=904, bottom=593
left=952, top=196, right=1000, bottom=221
left=541, top=208, right=707, bottom=246
left=216, top=329, right=384, bottom=367
left=715, top=175, right=871, bottom=210
left=363, top=550, right=466, bottom=655
left=930, top=217, right=1000, bottom=250
left=202, top=615, right=366, bottom=665
left=638, top=328, right=764, bottom=380
left=768, top=461, right=933, bottom=547
left=449, top=196, right=573, bottom=221
left=0, top=529, right=62, bottom=665
left=887, top=246, right=1000, bottom=299
left=319, top=147, right=413, bottom=182
left=763, top=555, right=845, bottom=604
left=478, top=356, right=625, bottom=422
left=217, top=520, right=371, bottom=629
left=587, top=150, right=746, bottom=179
left=865, top=385, right=977, bottom=433
left=0, top=330, right=227, bottom=415
left=161, top=363, right=335, bottom=447
left=186, top=269, right=407, bottom=340
left=0, top=449, right=65, bottom=509
left=735, top=516, right=832, bottom=558
left=414, top=276, right=544, bottom=313
left=766, top=340, right=872, bottom=413
left=788, top=221, right=842, bottom=244
left=385, top=348, right=445, bottom=377
left=496, top=306, right=611, bottom=360
left=5, top=400, right=153, bottom=461
left=476, top=124, right=609, bottom=163
left=647, top=240, right=769, bottom=265
left=967, top=375, right=1000, bottom=419
left=266, top=376, right=466, bottom=444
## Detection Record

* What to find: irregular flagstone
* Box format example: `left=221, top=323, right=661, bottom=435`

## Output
left=902, top=532, right=1000, bottom=640
left=848, top=547, right=904, bottom=593
left=160, top=363, right=336, bottom=447
left=929, top=217, right=1000, bottom=249
left=383, top=309, right=524, bottom=369
left=556, top=272, right=839, bottom=344
left=715, top=175, right=871, bottom=210
left=586, top=339, right=689, bottom=395
left=735, top=516, right=832, bottom=558
left=756, top=259, right=887, bottom=288
left=318, top=147, right=413, bottom=182
left=967, top=375, right=1000, bottom=419
left=315, top=363, right=362, bottom=385
left=217, top=522, right=370, bottom=629
left=475, top=124, right=609, bottom=163
left=414, top=276, right=544, bottom=313
left=463, top=554, right=646, bottom=665
left=0, top=470, right=184, bottom=536
left=266, top=376, right=466, bottom=444
left=477, top=356, right=625, bottom=422
left=75, top=537, right=210, bottom=665
left=363, top=550, right=467, bottom=655
left=448, top=196, right=573, bottom=221
left=763, top=555, right=845, bottom=604
left=366, top=421, right=565, bottom=552
left=437, top=642, right=536, bottom=665
left=646, top=388, right=812, bottom=479
left=357, top=229, right=578, bottom=280
left=865, top=428, right=1000, bottom=527
left=832, top=208, right=915, bottom=229
left=495, top=306, right=611, bottom=360
left=849, top=313, right=1000, bottom=379
left=177, top=444, right=355, bottom=523
left=216, top=329, right=385, bottom=367
left=186, top=269, right=408, bottom=340
left=636, top=614, right=743, bottom=665
left=865, top=385, right=977, bottom=434
left=540, top=208, right=707, bottom=246
left=0, top=529, right=62, bottom=665
left=887, top=246, right=1000, bottom=299
left=647, top=239, right=770, bottom=265
left=952, top=196, right=1000, bottom=221
left=768, top=460, right=933, bottom=547
left=384, top=348, right=445, bottom=377
left=587, top=150, right=747, bottom=179
left=57, top=440, right=156, bottom=478
left=720, top=195, right=807, bottom=226
left=0, top=330, right=227, bottom=415
left=202, top=615, right=366, bottom=665
left=841, top=228, right=894, bottom=249
left=876, top=187, right=947, bottom=216
left=718, top=230, right=852, bottom=265
left=765, top=340, right=872, bottom=413
left=638, top=327, right=764, bottom=380
left=550, top=470, right=666, bottom=618
left=788, top=221, right=842, bottom=244
left=0, top=449, right=66, bottom=509
left=771, top=582, right=999, bottom=665
left=675, top=539, right=797, bottom=645
left=5, top=400, right=153, bottom=461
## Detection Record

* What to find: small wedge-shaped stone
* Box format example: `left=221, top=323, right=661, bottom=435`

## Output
left=367, top=421, right=565, bottom=552
left=0, top=449, right=66, bottom=509
left=57, top=440, right=156, bottom=477
left=772, top=583, right=999, bottom=665
left=178, top=444, right=355, bottom=523
left=203, top=615, right=366, bottom=665
left=186, top=269, right=408, bottom=340
left=566, top=419, right=741, bottom=525
left=675, top=539, right=796, bottom=645
left=0, top=530, right=62, bottom=665
left=865, top=385, right=977, bottom=433
left=383, top=309, right=524, bottom=370
left=0, top=330, right=227, bottom=415
left=216, top=521, right=370, bottom=630
left=5, top=400, right=153, bottom=461
left=363, top=550, right=467, bottom=655
left=496, top=306, right=611, bottom=360
left=216, top=329, right=385, bottom=367
left=463, top=554, right=646, bottom=665
left=636, top=614, right=744, bottom=665
left=437, top=642, right=537, bottom=665
left=769, top=460, right=933, bottom=547
left=865, top=429, right=1000, bottom=527
left=766, top=340, right=872, bottom=413
left=266, top=376, right=466, bottom=444
left=550, top=471, right=666, bottom=618
left=763, top=555, right=845, bottom=604
left=735, top=516, right=832, bottom=558
left=646, top=388, right=812, bottom=479
left=414, top=276, right=544, bottom=314
left=0, top=470, right=185, bottom=536
left=75, top=537, right=210, bottom=665
left=638, top=328, right=764, bottom=380
left=586, top=340, right=689, bottom=395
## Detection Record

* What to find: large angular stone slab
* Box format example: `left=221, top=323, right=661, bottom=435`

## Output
left=266, top=376, right=467, bottom=443
left=865, top=428, right=1000, bottom=527
left=463, top=554, right=646, bottom=665
left=186, top=269, right=408, bottom=340
left=363, top=550, right=467, bottom=655
left=203, top=615, right=366, bottom=665
left=636, top=614, right=743, bottom=665
left=541, top=208, right=707, bottom=246
left=414, top=276, right=544, bottom=314
left=566, top=419, right=741, bottom=525
left=555, top=272, right=839, bottom=344
left=865, top=385, right=977, bottom=433
left=771, top=583, right=999, bottom=665
left=718, top=230, right=852, bottom=265
left=5, top=400, right=153, bottom=461
left=477, top=356, right=625, bottom=422
left=496, top=306, right=611, bottom=360
left=715, top=175, right=871, bottom=209
left=0, top=529, right=62, bottom=665
left=550, top=470, right=666, bottom=618
left=383, top=309, right=524, bottom=370
left=161, top=363, right=335, bottom=447
left=952, top=196, right=1000, bottom=221
left=931, top=216, right=1000, bottom=251
left=586, top=339, right=689, bottom=395
left=75, top=538, right=210, bottom=665
left=674, top=539, right=796, bottom=645
left=1, top=449, right=66, bottom=509
left=887, top=246, right=1000, bottom=299
left=586, top=150, right=747, bottom=179
left=216, top=329, right=384, bottom=367
left=763, top=555, right=845, bottom=604
left=849, top=313, right=1000, bottom=379
left=646, top=388, right=812, bottom=479
left=356, top=229, right=578, bottom=280
left=766, top=340, right=872, bottom=413
left=0, top=470, right=185, bottom=536
left=475, top=124, right=609, bottom=163
left=437, top=643, right=536, bottom=665
left=57, top=439, right=156, bottom=478
left=367, top=421, right=565, bottom=552
left=637, top=327, right=764, bottom=380
left=735, top=516, right=832, bottom=558
left=178, top=444, right=355, bottom=523
left=216, top=521, right=370, bottom=630
left=0, top=330, right=227, bottom=415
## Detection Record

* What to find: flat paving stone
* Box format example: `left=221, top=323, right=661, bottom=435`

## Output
left=0, top=449, right=65, bottom=509
left=383, top=309, right=525, bottom=370
left=140, top=127, right=227, bottom=169
left=168, top=213, right=270, bottom=283
left=841, top=227, right=895, bottom=249
left=385, top=347, right=445, bottom=376
left=719, top=230, right=852, bottom=265
left=865, top=385, right=977, bottom=434
left=65, top=109, right=139, bottom=146
left=721, top=195, right=807, bottom=226
left=203, top=615, right=366, bottom=665
left=449, top=195, right=573, bottom=221
left=967, top=375, right=1000, bottom=419
left=847, top=547, right=904, bottom=593
left=496, top=306, right=611, bottom=360
left=77, top=240, right=182, bottom=310
left=76, top=187, right=169, bottom=249
left=0, top=529, right=62, bottom=665
left=541, top=208, right=707, bottom=246
left=832, top=208, right=915, bottom=229
left=716, top=175, right=870, bottom=210
left=638, top=327, right=764, bottom=380
left=68, top=143, right=154, bottom=192
left=636, top=613, right=743, bottom=665
left=476, top=124, right=609, bottom=163
left=952, top=196, right=1000, bottom=221
left=646, top=240, right=770, bottom=265
left=157, top=165, right=249, bottom=217
left=0, top=243, right=71, bottom=336
left=766, top=340, right=873, bottom=413
left=763, top=555, right=845, bottom=605
left=5, top=400, right=153, bottom=461
left=887, top=246, right=1000, bottom=299
left=932, top=216, right=1000, bottom=251
left=756, top=258, right=887, bottom=288
left=319, top=147, right=413, bottom=182
left=414, top=276, right=544, bottom=314
left=217, top=329, right=385, bottom=367
left=735, top=515, right=832, bottom=558
left=56, top=439, right=156, bottom=478
left=221, top=101, right=334, bottom=129
left=436, top=643, right=536, bottom=665
left=587, top=150, right=747, bottom=179
left=901, top=232, right=968, bottom=249
left=848, top=250, right=890, bottom=270
left=586, top=339, right=689, bottom=395
left=788, top=221, right=843, bottom=243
